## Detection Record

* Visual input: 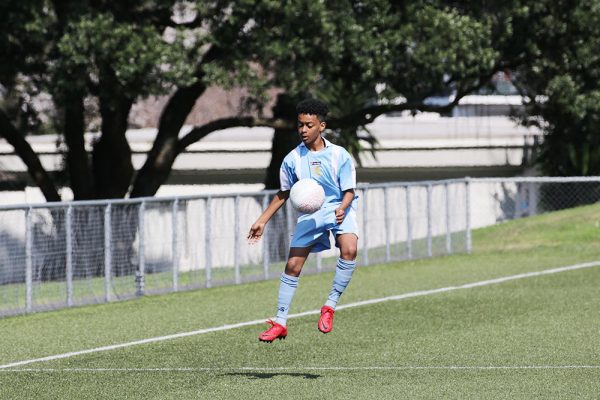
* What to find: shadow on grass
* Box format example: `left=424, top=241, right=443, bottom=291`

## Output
left=224, top=372, right=321, bottom=380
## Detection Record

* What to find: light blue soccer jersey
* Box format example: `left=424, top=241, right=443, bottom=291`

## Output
left=280, top=138, right=356, bottom=205
left=280, top=137, right=359, bottom=252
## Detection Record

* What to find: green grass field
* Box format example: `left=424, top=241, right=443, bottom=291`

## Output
left=1, top=204, right=600, bottom=399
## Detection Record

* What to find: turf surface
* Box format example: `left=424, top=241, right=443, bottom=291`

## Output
left=1, top=204, right=599, bottom=399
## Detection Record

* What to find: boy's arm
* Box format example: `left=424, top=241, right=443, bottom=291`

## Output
left=248, top=190, right=290, bottom=243
left=335, top=189, right=355, bottom=224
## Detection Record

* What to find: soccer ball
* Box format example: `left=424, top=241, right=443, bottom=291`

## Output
left=289, top=179, right=325, bottom=214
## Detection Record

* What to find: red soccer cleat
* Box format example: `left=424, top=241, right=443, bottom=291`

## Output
left=258, top=320, right=288, bottom=343
left=318, top=306, right=335, bottom=333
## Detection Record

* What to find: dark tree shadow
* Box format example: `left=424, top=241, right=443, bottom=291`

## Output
left=0, top=231, right=26, bottom=284
left=493, top=183, right=517, bottom=222
left=224, top=372, right=320, bottom=380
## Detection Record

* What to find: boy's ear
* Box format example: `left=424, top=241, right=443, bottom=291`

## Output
left=320, top=121, right=326, bottom=132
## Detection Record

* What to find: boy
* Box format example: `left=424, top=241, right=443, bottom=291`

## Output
left=248, top=98, right=359, bottom=343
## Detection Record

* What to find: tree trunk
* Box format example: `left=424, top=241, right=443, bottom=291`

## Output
left=0, top=110, right=60, bottom=201
left=63, top=91, right=94, bottom=200
left=261, top=95, right=300, bottom=263
left=93, top=86, right=134, bottom=199
left=264, top=94, right=301, bottom=189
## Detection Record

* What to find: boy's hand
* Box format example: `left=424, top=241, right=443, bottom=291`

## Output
left=334, top=207, right=346, bottom=224
left=247, top=222, right=266, bottom=244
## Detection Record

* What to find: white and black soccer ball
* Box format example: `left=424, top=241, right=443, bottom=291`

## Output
left=289, top=179, right=325, bottom=214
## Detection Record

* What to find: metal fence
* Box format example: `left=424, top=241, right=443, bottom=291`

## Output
left=1, top=176, right=599, bottom=317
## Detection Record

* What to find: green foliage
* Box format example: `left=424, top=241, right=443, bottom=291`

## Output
left=319, top=79, right=378, bottom=167
left=513, top=0, right=600, bottom=176
left=537, top=76, right=600, bottom=176
left=12, top=0, right=599, bottom=198
left=199, top=0, right=508, bottom=166
left=0, top=0, right=53, bottom=84
left=199, top=0, right=341, bottom=97
left=199, top=0, right=503, bottom=108
left=0, top=0, right=55, bottom=133
left=392, top=4, right=497, bottom=98
left=55, top=13, right=196, bottom=98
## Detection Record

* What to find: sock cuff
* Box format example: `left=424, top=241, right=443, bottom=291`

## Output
left=280, top=273, right=299, bottom=288
left=337, top=258, right=356, bottom=270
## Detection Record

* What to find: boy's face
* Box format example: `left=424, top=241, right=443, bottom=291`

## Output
left=297, top=113, right=325, bottom=147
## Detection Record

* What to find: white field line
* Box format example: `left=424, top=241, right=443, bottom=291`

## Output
left=1, top=365, right=600, bottom=373
left=1, top=260, right=599, bottom=371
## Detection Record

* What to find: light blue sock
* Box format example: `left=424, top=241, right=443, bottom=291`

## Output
left=274, top=273, right=299, bottom=326
left=325, top=258, right=356, bottom=309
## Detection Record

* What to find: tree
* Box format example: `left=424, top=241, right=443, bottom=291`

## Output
left=262, top=1, right=508, bottom=187
left=486, top=0, right=600, bottom=210
left=508, top=0, right=600, bottom=176
left=1, top=1, right=523, bottom=201
left=0, top=0, right=61, bottom=201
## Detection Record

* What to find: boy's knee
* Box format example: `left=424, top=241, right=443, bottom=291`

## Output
left=340, top=245, right=357, bottom=261
left=285, top=260, right=303, bottom=277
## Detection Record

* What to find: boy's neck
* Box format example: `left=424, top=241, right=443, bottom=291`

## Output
left=307, top=136, right=325, bottom=152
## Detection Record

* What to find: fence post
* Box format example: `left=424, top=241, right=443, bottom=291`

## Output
left=104, top=204, right=112, bottom=302
left=136, top=201, right=145, bottom=296
left=205, top=197, right=212, bottom=288
left=234, top=195, right=241, bottom=284
left=465, top=178, right=472, bottom=254
left=262, top=194, right=270, bottom=279
left=286, top=200, right=294, bottom=251
left=316, top=251, right=322, bottom=272
left=406, top=185, right=412, bottom=259
left=427, top=184, right=432, bottom=257
left=384, top=186, right=391, bottom=262
left=25, top=207, right=33, bottom=313
left=172, top=199, right=179, bottom=291
left=528, top=182, right=538, bottom=216
left=66, top=205, right=73, bottom=307
left=445, top=183, right=452, bottom=254
left=362, top=188, right=369, bottom=266
left=514, top=182, right=523, bottom=219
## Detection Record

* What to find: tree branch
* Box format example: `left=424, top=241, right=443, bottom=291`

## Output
left=129, top=45, right=224, bottom=197
left=330, top=70, right=500, bottom=129
left=176, top=79, right=494, bottom=152
left=167, top=16, right=204, bottom=29
left=327, top=101, right=455, bottom=128
left=177, top=117, right=292, bottom=151
left=0, top=109, right=60, bottom=201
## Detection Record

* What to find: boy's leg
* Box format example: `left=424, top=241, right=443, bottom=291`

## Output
left=259, top=247, right=311, bottom=343
left=327, top=233, right=358, bottom=308
left=319, top=233, right=358, bottom=333
left=260, top=205, right=331, bottom=342
left=276, top=247, right=311, bottom=324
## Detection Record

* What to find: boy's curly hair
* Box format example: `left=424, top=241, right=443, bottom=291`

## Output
left=296, top=98, right=329, bottom=122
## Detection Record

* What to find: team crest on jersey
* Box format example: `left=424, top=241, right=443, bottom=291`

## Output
left=310, top=161, right=322, bottom=177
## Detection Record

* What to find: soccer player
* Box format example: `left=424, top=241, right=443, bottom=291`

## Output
left=248, top=98, right=359, bottom=343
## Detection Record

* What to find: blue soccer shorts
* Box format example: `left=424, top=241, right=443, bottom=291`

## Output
left=289, top=202, right=359, bottom=253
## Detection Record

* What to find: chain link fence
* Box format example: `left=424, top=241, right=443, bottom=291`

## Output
left=468, top=177, right=600, bottom=228
left=1, top=176, right=599, bottom=317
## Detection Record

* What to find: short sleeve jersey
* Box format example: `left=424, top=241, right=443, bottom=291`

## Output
left=279, top=137, right=356, bottom=205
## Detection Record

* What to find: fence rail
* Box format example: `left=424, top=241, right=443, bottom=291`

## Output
left=1, top=176, right=599, bottom=317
